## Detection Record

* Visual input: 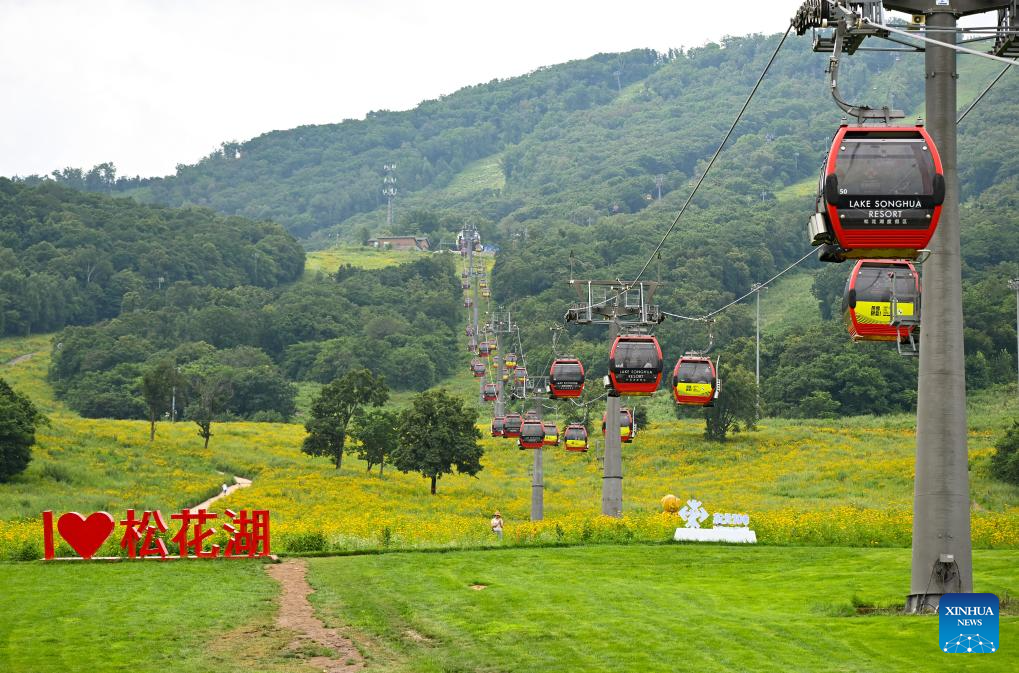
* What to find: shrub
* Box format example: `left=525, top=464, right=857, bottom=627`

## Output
left=10, top=540, right=42, bottom=562
left=40, top=462, right=74, bottom=484
left=990, top=421, right=1019, bottom=485
left=280, top=531, right=328, bottom=553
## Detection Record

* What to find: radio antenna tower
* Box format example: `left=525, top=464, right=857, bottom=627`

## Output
left=382, top=163, right=397, bottom=228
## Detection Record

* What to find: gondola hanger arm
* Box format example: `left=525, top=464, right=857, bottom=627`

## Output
left=828, top=17, right=905, bottom=122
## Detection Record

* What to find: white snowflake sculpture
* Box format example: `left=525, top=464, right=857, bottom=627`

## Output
left=678, top=499, right=709, bottom=529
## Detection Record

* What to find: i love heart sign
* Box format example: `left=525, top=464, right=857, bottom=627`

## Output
left=41, top=508, right=272, bottom=560
left=54, top=511, right=116, bottom=559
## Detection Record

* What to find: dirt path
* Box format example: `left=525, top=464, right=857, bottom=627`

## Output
left=189, top=476, right=252, bottom=513
left=266, top=560, right=364, bottom=672
left=3, top=353, right=35, bottom=366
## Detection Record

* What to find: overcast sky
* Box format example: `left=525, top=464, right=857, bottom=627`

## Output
left=0, top=1, right=988, bottom=179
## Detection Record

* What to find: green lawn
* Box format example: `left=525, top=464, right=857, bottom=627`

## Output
left=307, top=545, right=1018, bottom=673
left=0, top=333, right=61, bottom=414
left=2, top=545, right=1014, bottom=672
left=0, top=560, right=287, bottom=673
left=774, top=176, right=815, bottom=202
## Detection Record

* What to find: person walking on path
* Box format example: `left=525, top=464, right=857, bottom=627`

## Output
left=490, top=511, right=504, bottom=541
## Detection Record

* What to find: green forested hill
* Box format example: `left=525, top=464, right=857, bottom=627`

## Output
left=47, top=33, right=1010, bottom=256
left=0, top=178, right=463, bottom=420
left=0, top=179, right=305, bottom=337
left=48, top=255, right=463, bottom=420
left=30, top=31, right=1019, bottom=419
left=122, top=50, right=665, bottom=238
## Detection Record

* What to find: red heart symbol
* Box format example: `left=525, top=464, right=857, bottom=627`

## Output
left=57, top=512, right=115, bottom=559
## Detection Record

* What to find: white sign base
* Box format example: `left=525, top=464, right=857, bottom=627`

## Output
left=673, top=527, right=757, bottom=544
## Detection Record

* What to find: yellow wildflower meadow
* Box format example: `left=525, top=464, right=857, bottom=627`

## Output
left=2, top=412, right=1017, bottom=559
left=2, top=332, right=1017, bottom=559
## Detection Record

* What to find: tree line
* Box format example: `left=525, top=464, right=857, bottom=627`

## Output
left=48, top=256, right=463, bottom=421
left=0, top=179, right=304, bottom=337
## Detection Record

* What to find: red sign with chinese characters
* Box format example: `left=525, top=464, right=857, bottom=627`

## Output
left=41, top=508, right=271, bottom=560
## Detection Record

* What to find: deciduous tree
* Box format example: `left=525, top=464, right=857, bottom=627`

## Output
left=302, top=369, right=389, bottom=470
left=350, top=408, right=399, bottom=475
left=184, top=365, right=233, bottom=448
left=704, top=366, right=757, bottom=442
left=0, top=378, right=45, bottom=482
left=392, top=389, right=483, bottom=494
left=991, top=421, right=1019, bottom=486
left=141, top=361, right=181, bottom=441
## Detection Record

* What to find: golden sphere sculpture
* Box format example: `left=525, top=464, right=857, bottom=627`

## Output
left=661, top=494, right=680, bottom=514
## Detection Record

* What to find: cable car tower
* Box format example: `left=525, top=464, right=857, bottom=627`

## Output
left=566, top=279, right=664, bottom=517
left=793, top=0, right=1015, bottom=612
left=486, top=309, right=515, bottom=419
left=461, top=223, right=483, bottom=402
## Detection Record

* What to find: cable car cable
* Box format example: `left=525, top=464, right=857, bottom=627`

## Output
left=701, top=247, right=816, bottom=320
left=661, top=311, right=704, bottom=322
left=627, top=24, right=793, bottom=290
left=511, top=6, right=1019, bottom=401
left=560, top=25, right=793, bottom=320
left=516, top=7, right=994, bottom=397
left=957, top=59, right=1015, bottom=125
left=558, top=7, right=1003, bottom=324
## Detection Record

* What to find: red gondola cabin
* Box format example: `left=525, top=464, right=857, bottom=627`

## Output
left=549, top=357, right=585, bottom=398
left=491, top=416, right=505, bottom=437
left=809, top=125, right=945, bottom=261
left=503, top=413, right=523, bottom=438
left=608, top=335, right=663, bottom=396
left=483, top=383, right=498, bottom=402
left=518, top=418, right=545, bottom=450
